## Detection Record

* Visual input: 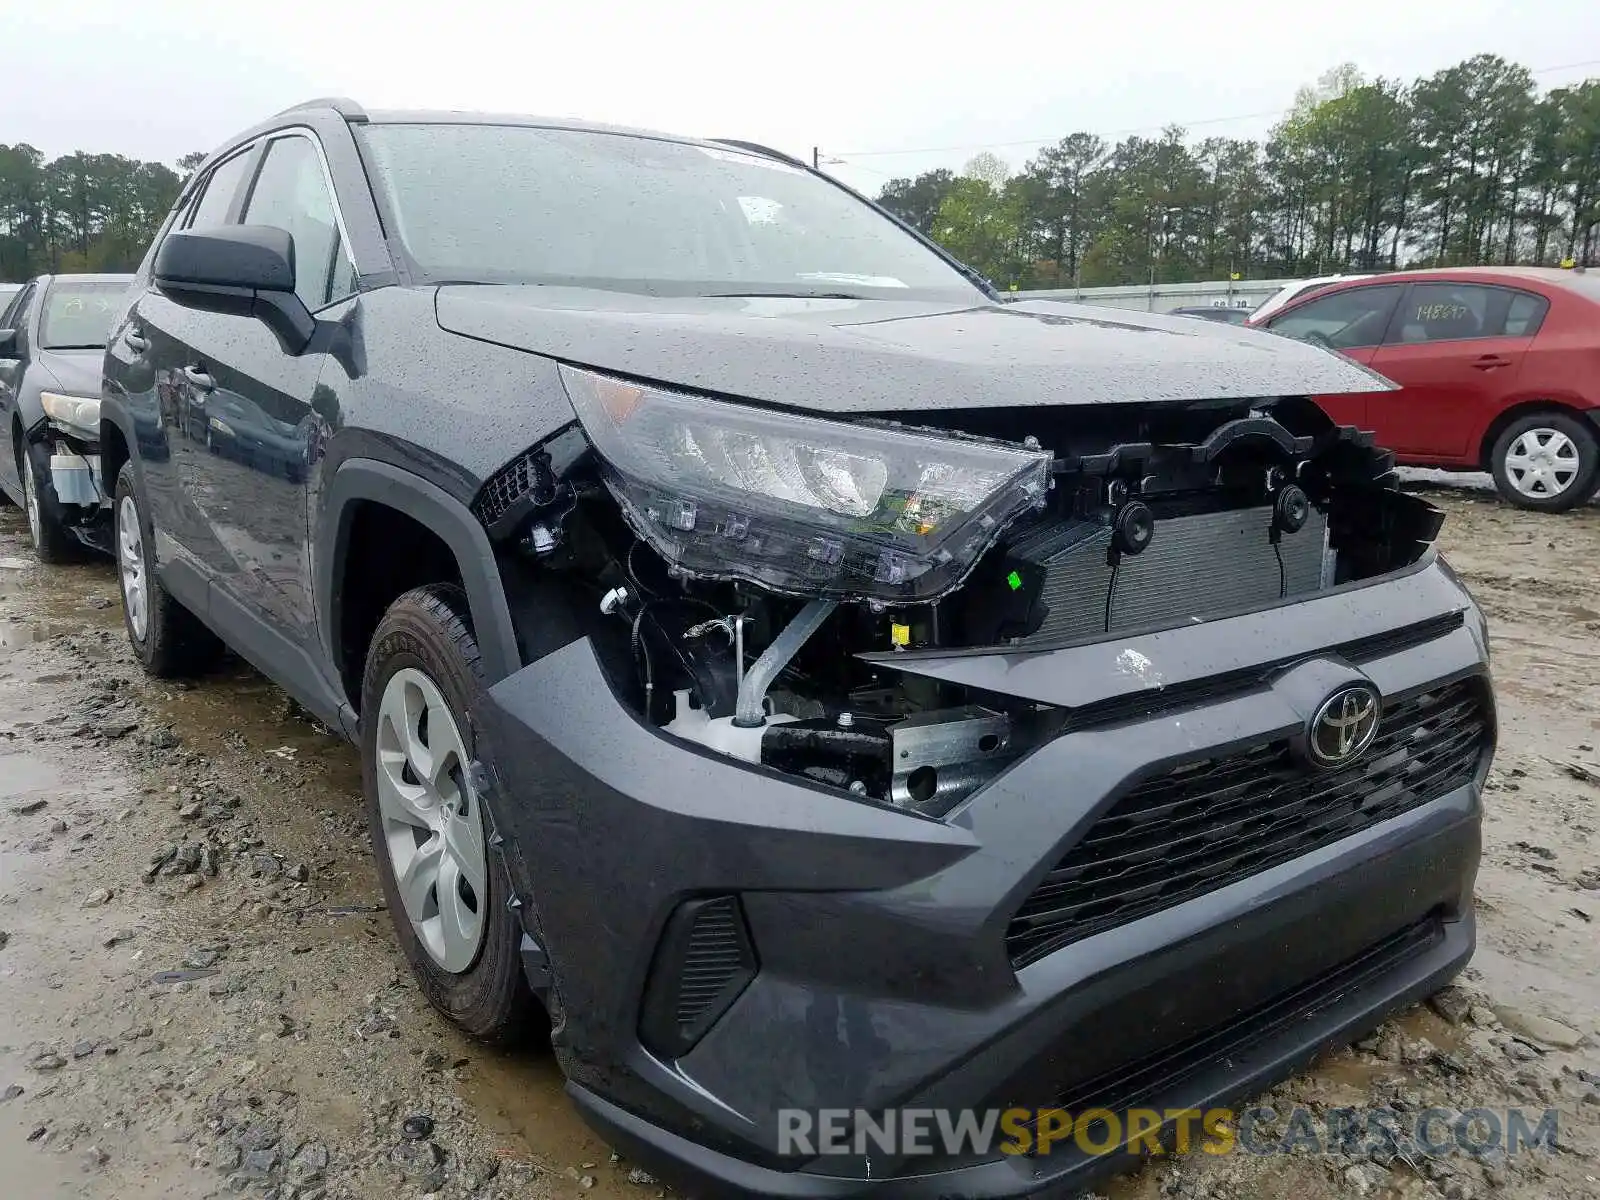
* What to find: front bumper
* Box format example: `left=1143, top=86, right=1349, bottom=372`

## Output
left=476, top=555, right=1492, bottom=1199
left=51, top=449, right=102, bottom=507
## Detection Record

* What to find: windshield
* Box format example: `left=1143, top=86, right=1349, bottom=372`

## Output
left=359, top=123, right=979, bottom=300
left=40, top=281, right=127, bottom=350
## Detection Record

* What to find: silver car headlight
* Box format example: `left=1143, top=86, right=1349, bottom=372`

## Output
left=40, top=391, right=101, bottom=437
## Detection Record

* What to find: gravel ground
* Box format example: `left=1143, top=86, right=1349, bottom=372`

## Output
left=0, top=478, right=1597, bottom=1200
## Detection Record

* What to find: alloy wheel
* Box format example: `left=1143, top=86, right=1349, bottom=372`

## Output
left=1504, top=427, right=1579, bottom=499
left=375, top=667, right=488, bottom=974
left=118, top=495, right=149, bottom=641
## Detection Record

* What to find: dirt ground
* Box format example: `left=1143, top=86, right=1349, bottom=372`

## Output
left=1, top=476, right=1597, bottom=1200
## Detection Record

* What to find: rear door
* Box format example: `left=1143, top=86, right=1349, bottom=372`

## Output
left=1366, top=283, right=1542, bottom=459
left=124, top=145, right=261, bottom=575
left=1262, top=283, right=1403, bottom=429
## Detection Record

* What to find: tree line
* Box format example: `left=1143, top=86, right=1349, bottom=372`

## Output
left=6, top=55, right=1597, bottom=291
left=0, top=147, right=206, bottom=282
left=872, top=55, right=1600, bottom=290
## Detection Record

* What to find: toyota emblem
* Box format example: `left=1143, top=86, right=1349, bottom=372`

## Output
left=1307, top=684, right=1381, bottom=768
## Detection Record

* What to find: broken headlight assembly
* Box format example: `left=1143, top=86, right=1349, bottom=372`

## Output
left=559, top=364, right=1051, bottom=604
left=40, top=391, right=101, bottom=439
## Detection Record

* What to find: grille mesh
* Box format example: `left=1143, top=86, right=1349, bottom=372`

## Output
left=473, top=448, right=547, bottom=530
left=675, top=897, right=748, bottom=1034
left=1007, top=679, right=1488, bottom=968
left=1021, top=916, right=1442, bottom=1150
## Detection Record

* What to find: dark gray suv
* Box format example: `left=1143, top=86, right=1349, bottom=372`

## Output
left=101, top=98, right=1494, bottom=1198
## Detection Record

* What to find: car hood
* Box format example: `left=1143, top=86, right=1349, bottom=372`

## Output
left=33, top=348, right=105, bottom=398
left=434, top=287, right=1393, bottom=415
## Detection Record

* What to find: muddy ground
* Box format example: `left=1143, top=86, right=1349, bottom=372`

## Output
left=1, top=477, right=1597, bottom=1200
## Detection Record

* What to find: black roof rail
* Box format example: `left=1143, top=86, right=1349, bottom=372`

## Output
left=710, top=139, right=809, bottom=170
left=276, top=96, right=369, bottom=124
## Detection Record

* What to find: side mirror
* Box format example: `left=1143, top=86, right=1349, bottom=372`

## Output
left=0, top=328, right=14, bottom=356
left=154, top=225, right=315, bottom=355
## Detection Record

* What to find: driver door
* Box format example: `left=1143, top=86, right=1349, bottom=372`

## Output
left=176, top=131, right=355, bottom=646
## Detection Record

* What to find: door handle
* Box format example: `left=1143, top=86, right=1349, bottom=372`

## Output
left=123, top=329, right=149, bottom=354
left=1471, top=355, right=1511, bottom=370
left=183, top=365, right=216, bottom=392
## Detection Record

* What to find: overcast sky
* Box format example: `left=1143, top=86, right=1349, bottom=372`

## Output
left=4, top=0, right=1598, bottom=194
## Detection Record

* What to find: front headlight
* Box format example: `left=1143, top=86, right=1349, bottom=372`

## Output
left=560, top=365, right=1051, bottom=603
left=40, top=391, right=101, bottom=435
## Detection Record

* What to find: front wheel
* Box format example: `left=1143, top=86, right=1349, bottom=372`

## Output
left=20, top=441, right=80, bottom=563
left=1489, top=412, right=1599, bottom=512
left=361, top=584, right=539, bottom=1045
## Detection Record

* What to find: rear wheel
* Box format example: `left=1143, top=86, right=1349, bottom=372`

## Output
left=1489, top=412, right=1599, bottom=512
left=361, top=584, right=539, bottom=1044
left=114, top=462, right=223, bottom=676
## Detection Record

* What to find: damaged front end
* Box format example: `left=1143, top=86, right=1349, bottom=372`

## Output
left=25, top=394, right=113, bottom=554
left=475, top=368, right=1443, bottom=818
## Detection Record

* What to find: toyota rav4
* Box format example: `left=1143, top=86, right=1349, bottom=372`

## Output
left=101, top=98, right=1495, bottom=1199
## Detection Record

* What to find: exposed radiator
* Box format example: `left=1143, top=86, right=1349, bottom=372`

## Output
left=1010, top=504, right=1329, bottom=646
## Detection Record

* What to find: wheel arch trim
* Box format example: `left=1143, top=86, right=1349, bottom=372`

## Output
left=98, top=398, right=141, bottom=497
left=318, top=458, right=522, bottom=697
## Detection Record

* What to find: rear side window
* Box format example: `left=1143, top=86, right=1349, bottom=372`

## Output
left=1503, top=291, right=1549, bottom=337
left=187, top=150, right=255, bottom=229
left=1268, top=285, right=1401, bottom=350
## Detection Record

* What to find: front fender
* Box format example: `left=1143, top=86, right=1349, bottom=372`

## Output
left=12, top=350, right=71, bottom=432
left=316, top=457, right=523, bottom=687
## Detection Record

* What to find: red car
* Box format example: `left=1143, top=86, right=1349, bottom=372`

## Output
left=1250, top=267, right=1600, bottom=511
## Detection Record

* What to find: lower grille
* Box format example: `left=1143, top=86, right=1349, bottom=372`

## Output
left=1027, top=916, right=1442, bottom=1145
left=1007, top=679, right=1488, bottom=968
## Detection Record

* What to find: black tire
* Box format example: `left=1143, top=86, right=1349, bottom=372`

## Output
left=1489, top=412, right=1600, bottom=513
left=114, top=462, right=224, bottom=676
left=20, top=440, right=81, bottom=563
left=360, top=584, right=540, bottom=1045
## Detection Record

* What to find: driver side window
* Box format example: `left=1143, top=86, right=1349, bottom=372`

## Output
left=1268, top=285, right=1402, bottom=350
left=242, top=134, right=357, bottom=314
